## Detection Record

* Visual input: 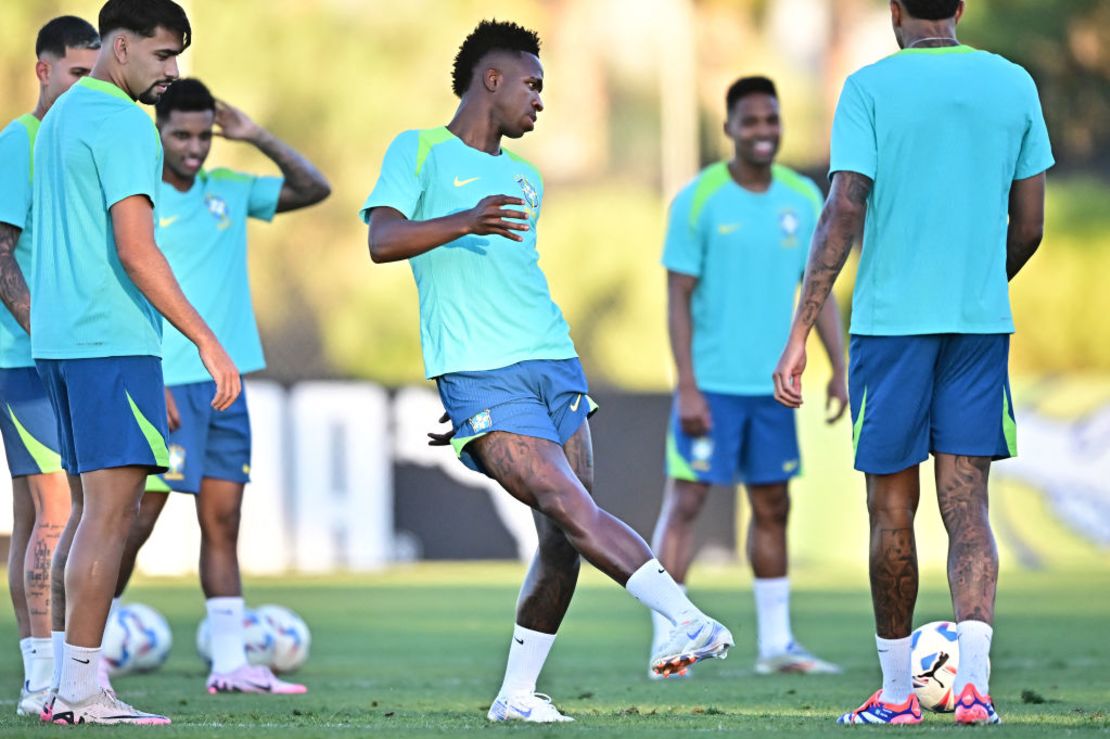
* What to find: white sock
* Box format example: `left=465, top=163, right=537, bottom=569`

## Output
left=650, top=584, right=685, bottom=653
left=19, top=637, right=33, bottom=687
left=876, top=634, right=913, bottom=704
left=626, top=559, right=702, bottom=625
left=57, top=643, right=101, bottom=704
left=50, top=630, right=65, bottom=691
left=28, top=637, right=53, bottom=691
left=498, top=624, right=556, bottom=698
left=954, top=620, right=992, bottom=695
left=207, top=597, right=248, bottom=674
left=753, top=577, right=793, bottom=658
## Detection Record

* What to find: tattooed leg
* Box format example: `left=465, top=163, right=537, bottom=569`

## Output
left=935, top=454, right=997, bottom=624
left=471, top=424, right=652, bottom=585
left=51, top=476, right=82, bottom=633
left=866, top=467, right=921, bottom=638
left=8, top=477, right=34, bottom=640
left=24, top=472, right=71, bottom=638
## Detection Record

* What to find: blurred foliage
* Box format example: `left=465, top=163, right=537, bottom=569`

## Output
left=0, top=0, right=1107, bottom=388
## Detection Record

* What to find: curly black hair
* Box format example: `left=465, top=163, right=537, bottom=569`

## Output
left=900, top=0, right=961, bottom=20
left=451, top=19, right=541, bottom=98
left=155, top=78, right=215, bottom=122
left=726, top=76, right=777, bottom=115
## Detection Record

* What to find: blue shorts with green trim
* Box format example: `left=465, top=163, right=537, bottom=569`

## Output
left=147, top=380, right=251, bottom=494
left=35, top=357, right=169, bottom=475
left=436, top=358, right=595, bottom=477
left=848, top=334, right=1016, bottom=475
left=0, top=367, right=63, bottom=477
left=666, top=392, right=800, bottom=486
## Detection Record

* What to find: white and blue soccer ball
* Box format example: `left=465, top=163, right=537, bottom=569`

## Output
left=195, top=609, right=277, bottom=667
left=256, top=604, right=311, bottom=674
left=102, top=603, right=173, bottom=676
left=912, top=620, right=960, bottom=712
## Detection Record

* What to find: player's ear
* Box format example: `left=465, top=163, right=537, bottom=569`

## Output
left=889, top=1, right=902, bottom=28
left=35, top=59, right=50, bottom=86
left=112, top=32, right=129, bottom=64
left=954, top=0, right=965, bottom=23
left=483, top=66, right=501, bottom=93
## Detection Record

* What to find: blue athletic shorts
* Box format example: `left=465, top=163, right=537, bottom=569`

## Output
left=35, top=356, right=169, bottom=475
left=666, top=392, right=800, bottom=486
left=0, top=367, right=63, bottom=477
left=436, top=358, right=596, bottom=477
left=849, top=334, right=1016, bottom=475
left=147, top=380, right=251, bottom=495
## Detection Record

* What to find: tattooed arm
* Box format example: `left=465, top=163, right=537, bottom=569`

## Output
left=772, top=171, right=872, bottom=408
left=214, top=100, right=331, bottom=213
left=0, top=223, right=30, bottom=334
left=1006, top=173, right=1046, bottom=280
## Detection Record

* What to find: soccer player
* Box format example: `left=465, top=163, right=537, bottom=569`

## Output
left=362, top=20, right=733, bottom=723
left=773, top=0, right=1052, bottom=726
left=110, top=77, right=329, bottom=695
left=0, top=16, right=99, bottom=717
left=648, top=76, right=846, bottom=677
left=32, top=0, right=240, bottom=725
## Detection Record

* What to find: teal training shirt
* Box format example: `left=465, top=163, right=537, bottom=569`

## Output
left=0, top=114, right=39, bottom=368
left=829, top=45, right=1054, bottom=336
left=157, top=168, right=283, bottom=386
left=663, top=162, right=822, bottom=395
left=31, top=76, right=164, bottom=359
left=360, top=127, right=577, bottom=378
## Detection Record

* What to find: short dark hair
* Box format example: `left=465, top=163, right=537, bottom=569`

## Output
left=451, top=19, right=541, bottom=98
left=35, top=16, right=100, bottom=58
left=155, top=78, right=215, bottom=122
left=899, top=0, right=961, bottom=20
left=726, top=76, right=777, bottom=114
left=98, top=0, right=191, bottom=50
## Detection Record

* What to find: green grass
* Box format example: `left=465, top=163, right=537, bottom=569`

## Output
left=0, top=564, right=1107, bottom=736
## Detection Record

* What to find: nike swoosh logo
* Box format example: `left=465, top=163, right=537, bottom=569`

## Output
left=453, top=176, right=479, bottom=187
left=513, top=707, right=533, bottom=718
left=657, top=568, right=665, bottom=574
left=72, top=658, right=91, bottom=664
left=245, top=681, right=273, bottom=692
left=569, top=394, right=582, bottom=412
left=717, top=223, right=741, bottom=235
left=159, top=215, right=179, bottom=228
left=514, top=638, right=524, bottom=645
left=686, top=624, right=704, bottom=640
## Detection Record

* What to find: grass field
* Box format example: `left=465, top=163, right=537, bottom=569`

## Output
left=0, top=564, right=1106, bottom=737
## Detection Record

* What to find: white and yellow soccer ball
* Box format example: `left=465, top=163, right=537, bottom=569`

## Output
left=195, top=609, right=277, bottom=667
left=102, top=603, right=173, bottom=676
left=255, top=604, right=311, bottom=674
left=911, top=620, right=990, bottom=712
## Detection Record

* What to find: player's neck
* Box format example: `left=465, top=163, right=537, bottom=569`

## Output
left=89, top=60, right=133, bottom=100
left=900, top=22, right=959, bottom=49
left=447, top=101, right=503, bottom=155
left=728, top=158, right=773, bottom=193
left=32, top=93, right=49, bottom=121
left=163, top=165, right=195, bottom=193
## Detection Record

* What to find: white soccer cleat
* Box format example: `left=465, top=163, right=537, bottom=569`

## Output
left=42, top=689, right=171, bottom=725
left=17, top=683, right=50, bottom=717
left=755, top=642, right=843, bottom=675
left=487, top=692, right=574, bottom=723
left=650, top=615, right=733, bottom=678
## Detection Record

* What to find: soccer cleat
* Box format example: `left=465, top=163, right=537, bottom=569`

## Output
left=42, top=689, right=170, bottom=725
left=17, top=683, right=50, bottom=717
left=206, top=663, right=307, bottom=695
left=837, top=690, right=922, bottom=725
left=487, top=692, right=574, bottom=723
left=755, top=642, right=843, bottom=675
left=954, top=684, right=1002, bottom=725
left=650, top=615, right=733, bottom=678
left=648, top=664, right=691, bottom=680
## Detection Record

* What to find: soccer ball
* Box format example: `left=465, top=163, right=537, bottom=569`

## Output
left=256, top=604, right=311, bottom=673
left=195, top=609, right=277, bottom=667
left=912, top=621, right=964, bottom=711
left=102, top=603, right=173, bottom=676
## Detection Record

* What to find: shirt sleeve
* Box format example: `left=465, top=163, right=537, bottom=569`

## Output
left=247, top=175, right=284, bottom=222
left=1014, top=71, right=1055, bottom=180
left=0, top=124, right=32, bottom=230
left=92, top=108, right=162, bottom=209
left=359, top=130, right=422, bottom=224
left=828, top=76, right=877, bottom=181
left=660, top=185, right=703, bottom=277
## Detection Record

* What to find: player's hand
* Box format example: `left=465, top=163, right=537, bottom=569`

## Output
left=214, top=100, right=263, bottom=142
left=825, top=371, right=848, bottom=424
left=773, top=334, right=808, bottom=408
left=427, top=412, right=455, bottom=447
left=677, top=384, right=712, bottom=437
left=198, top=338, right=241, bottom=411
left=165, top=387, right=181, bottom=432
left=465, top=195, right=530, bottom=242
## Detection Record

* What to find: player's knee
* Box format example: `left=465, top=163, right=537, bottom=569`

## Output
left=668, top=482, right=708, bottom=523
left=200, top=506, right=241, bottom=543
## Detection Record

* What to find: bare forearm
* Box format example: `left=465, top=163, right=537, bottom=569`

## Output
left=1006, top=227, right=1043, bottom=280
left=814, top=293, right=846, bottom=376
left=251, top=129, right=330, bottom=211
left=0, top=224, right=30, bottom=333
left=667, top=276, right=698, bottom=388
left=368, top=212, right=470, bottom=263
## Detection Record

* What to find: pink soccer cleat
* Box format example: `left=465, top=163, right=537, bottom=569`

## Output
left=206, top=664, right=307, bottom=695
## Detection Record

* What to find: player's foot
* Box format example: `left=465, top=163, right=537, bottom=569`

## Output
left=97, top=654, right=115, bottom=694
left=954, top=684, right=1002, bottom=725
left=755, top=641, right=843, bottom=675
left=206, top=664, right=308, bottom=695
left=42, top=689, right=170, bottom=725
left=487, top=692, right=574, bottom=723
left=836, top=690, right=922, bottom=725
left=17, top=683, right=50, bottom=717
left=650, top=615, right=733, bottom=678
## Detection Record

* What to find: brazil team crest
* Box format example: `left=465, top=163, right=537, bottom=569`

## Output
left=779, top=208, right=800, bottom=248
left=165, top=444, right=186, bottom=481
left=205, top=194, right=232, bottom=231
left=515, top=175, right=539, bottom=220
